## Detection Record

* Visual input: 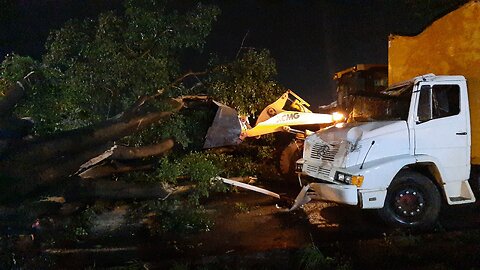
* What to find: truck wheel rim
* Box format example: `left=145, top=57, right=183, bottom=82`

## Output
left=393, top=188, right=425, bottom=219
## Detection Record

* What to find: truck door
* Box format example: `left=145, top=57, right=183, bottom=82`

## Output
left=414, top=82, right=470, bottom=182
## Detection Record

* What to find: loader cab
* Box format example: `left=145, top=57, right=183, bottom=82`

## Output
left=335, top=64, right=388, bottom=117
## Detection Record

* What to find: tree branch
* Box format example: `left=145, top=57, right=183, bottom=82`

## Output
left=2, top=99, right=183, bottom=165
left=78, top=161, right=154, bottom=179
left=110, top=139, right=174, bottom=160
left=236, top=30, right=250, bottom=59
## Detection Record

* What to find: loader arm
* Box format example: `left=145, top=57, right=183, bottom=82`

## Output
left=203, top=90, right=344, bottom=148
left=244, top=111, right=337, bottom=137
left=255, top=90, right=312, bottom=125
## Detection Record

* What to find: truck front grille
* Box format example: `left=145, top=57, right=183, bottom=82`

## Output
left=306, top=164, right=331, bottom=178
left=310, top=142, right=339, bottom=162
left=318, top=167, right=331, bottom=176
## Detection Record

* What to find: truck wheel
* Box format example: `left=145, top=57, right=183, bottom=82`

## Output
left=279, top=141, right=304, bottom=179
left=378, top=171, right=441, bottom=229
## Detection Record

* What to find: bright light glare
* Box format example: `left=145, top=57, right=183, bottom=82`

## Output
left=332, top=112, right=345, bottom=122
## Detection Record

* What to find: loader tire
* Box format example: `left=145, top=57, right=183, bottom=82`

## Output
left=279, top=141, right=303, bottom=180
left=378, top=171, right=441, bottom=230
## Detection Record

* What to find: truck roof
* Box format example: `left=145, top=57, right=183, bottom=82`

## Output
left=389, top=74, right=466, bottom=89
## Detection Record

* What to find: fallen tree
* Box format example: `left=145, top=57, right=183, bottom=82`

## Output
left=0, top=74, right=215, bottom=197
left=0, top=0, right=281, bottom=203
left=0, top=3, right=285, bottom=269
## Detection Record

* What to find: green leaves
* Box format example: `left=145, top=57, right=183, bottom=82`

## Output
left=0, top=54, right=38, bottom=82
left=146, top=152, right=224, bottom=204
left=36, top=0, right=220, bottom=127
left=129, top=199, right=212, bottom=235
left=207, top=49, right=284, bottom=116
left=0, top=1, right=281, bottom=141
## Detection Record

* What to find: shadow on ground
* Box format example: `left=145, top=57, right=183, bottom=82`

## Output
left=48, top=180, right=480, bottom=269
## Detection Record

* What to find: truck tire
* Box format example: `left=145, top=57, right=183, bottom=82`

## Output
left=279, top=140, right=304, bottom=179
left=378, top=171, right=441, bottom=229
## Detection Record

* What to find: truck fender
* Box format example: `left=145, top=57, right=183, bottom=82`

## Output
left=414, top=154, right=476, bottom=204
left=350, top=155, right=417, bottom=190
left=413, top=154, right=449, bottom=183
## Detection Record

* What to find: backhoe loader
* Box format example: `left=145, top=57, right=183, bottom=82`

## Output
left=204, top=90, right=344, bottom=177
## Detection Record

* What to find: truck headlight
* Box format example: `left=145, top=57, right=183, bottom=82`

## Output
left=295, top=161, right=303, bottom=172
left=345, top=175, right=352, bottom=183
left=335, top=172, right=364, bottom=187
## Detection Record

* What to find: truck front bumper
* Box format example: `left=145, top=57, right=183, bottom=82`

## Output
left=296, top=158, right=388, bottom=208
left=309, top=182, right=358, bottom=205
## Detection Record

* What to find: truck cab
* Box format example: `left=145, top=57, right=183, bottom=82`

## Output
left=297, top=74, right=476, bottom=228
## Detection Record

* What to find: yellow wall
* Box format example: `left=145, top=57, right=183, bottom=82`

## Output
left=388, top=1, right=480, bottom=164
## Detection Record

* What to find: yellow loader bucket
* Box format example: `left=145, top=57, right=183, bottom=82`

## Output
left=203, top=101, right=244, bottom=149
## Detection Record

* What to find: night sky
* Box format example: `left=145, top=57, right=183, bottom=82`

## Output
left=0, top=0, right=467, bottom=107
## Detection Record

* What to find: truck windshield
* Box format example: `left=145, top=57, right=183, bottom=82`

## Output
left=350, top=83, right=413, bottom=122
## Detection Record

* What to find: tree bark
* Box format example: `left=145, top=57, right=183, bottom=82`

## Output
left=78, top=161, right=154, bottom=179
left=110, top=139, right=174, bottom=160
left=2, top=146, right=111, bottom=198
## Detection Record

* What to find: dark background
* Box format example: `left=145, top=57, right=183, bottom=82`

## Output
left=0, top=0, right=467, bottom=107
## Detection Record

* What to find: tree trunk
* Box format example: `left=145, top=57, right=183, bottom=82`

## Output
left=0, top=98, right=183, bottom=198
left=78, top=162, right=154, bottom=179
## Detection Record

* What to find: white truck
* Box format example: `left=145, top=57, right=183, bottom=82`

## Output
left=297, top=74, right=474, bottom=228
left=296, top=1, right=480, bottom=229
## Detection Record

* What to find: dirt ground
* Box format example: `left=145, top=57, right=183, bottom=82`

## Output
left=47, top=180, right=480, bottom=269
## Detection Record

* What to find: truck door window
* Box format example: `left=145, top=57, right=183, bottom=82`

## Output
left=417, top=84, right=460, bottom=123
left=417, top=85, right=432, bottom=122
left=432, top=84, right=460, bottom=118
